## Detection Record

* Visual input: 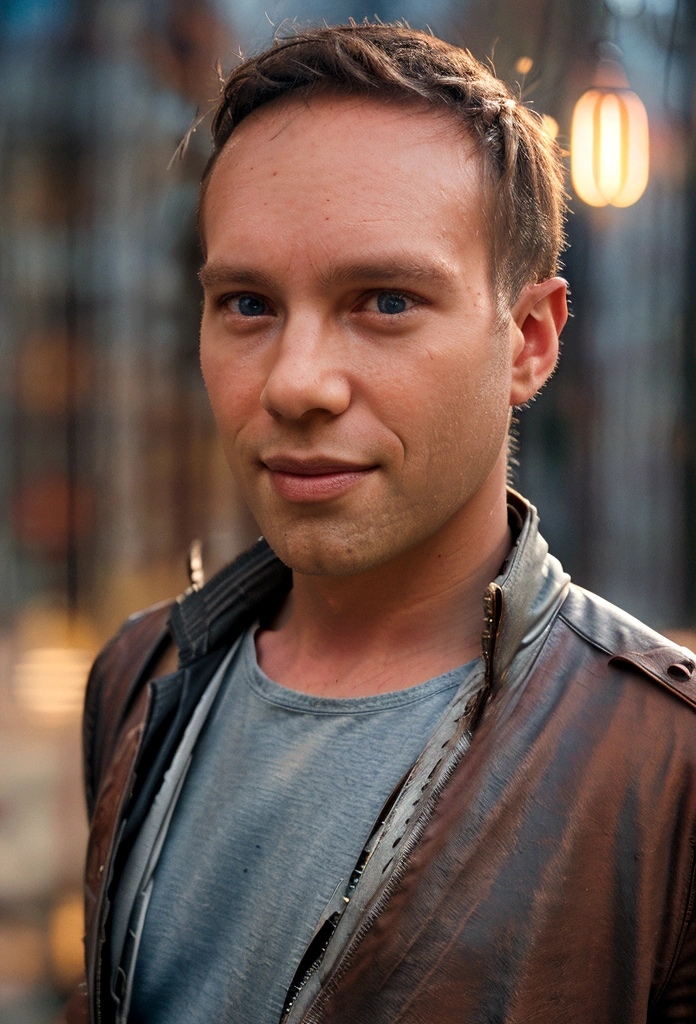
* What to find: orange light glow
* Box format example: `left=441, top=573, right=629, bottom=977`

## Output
left=49, top=895, right=85, bottom=988
left=571, top=87, right=649, bottom=208
left=13, top=646, right=93, bottom=718
left=541, top=114, right=559, bottom=141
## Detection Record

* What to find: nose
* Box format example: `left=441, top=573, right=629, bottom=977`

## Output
left=260, top=312, right=351, bottom=421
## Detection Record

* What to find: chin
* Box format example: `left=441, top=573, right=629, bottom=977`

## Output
left=261, top=518, right=398, bottom=577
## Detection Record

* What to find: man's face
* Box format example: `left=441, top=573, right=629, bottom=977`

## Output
left=199, top=94, right=514, bottom=575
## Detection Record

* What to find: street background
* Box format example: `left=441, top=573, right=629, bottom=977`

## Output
left=1, top=0, right=694, bottom=1019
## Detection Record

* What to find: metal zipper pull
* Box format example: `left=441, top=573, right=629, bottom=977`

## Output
left=187, top=539, right=205, bottom=592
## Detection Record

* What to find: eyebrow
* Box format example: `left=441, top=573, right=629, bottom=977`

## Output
left=199, top=264, right=277, bottom=291
left=316, top=257, right=455, bottom=289
left=198, top=256, right=456, bottom=292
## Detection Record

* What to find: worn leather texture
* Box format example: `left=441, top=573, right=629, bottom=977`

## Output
left=82, top=600, right=173, bottom=820
left=296, top=589, right=696, bottom=1024
left=74, top=503, right=696, bottom=1024
left=75, top=601, right=173, bottom=1024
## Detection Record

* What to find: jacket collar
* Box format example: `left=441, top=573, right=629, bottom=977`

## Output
left=491, top=489, right=570, bottom=686
left=169, top=489, right=569, bottom=679
left=170, top=540, right=292, bottom=667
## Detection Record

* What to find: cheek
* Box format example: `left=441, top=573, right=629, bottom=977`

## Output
left=200, top=337, right=262, bottom=447
left=373, top=338, right=510, bottom=469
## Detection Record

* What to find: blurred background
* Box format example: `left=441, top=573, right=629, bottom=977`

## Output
left=0, top=0, right=694, bottom=1019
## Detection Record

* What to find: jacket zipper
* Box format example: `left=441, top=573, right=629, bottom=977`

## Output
left=288, top=581, right=503, bottom=1024
left=280, top=797, right=399, bottom=1021
left=300, top=725, right=478, bottom=1024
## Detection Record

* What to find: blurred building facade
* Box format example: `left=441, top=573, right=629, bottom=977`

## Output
left=0, top=0, right=694, bottom=1018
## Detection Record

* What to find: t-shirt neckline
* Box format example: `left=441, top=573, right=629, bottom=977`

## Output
left=238, top=626, right=481, bottom=715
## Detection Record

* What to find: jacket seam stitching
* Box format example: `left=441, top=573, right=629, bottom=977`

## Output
left=204, top=556, right=277, bottom=619
left=173, top=546, right=289, bottom=660
left=558, top=609, right=614, bottom=657
left=178, top=547, right=275, bottom=628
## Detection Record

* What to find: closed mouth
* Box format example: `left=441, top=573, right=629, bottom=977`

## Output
left=262, top=456, right=376, bottom=476
left=260, top=455, right=378, bottom=502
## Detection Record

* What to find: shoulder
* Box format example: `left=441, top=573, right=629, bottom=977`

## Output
left=558, top=583, right=696, bottom=712
left=80, top=536, right=290, bottom=815
left=83, top=598, right=174, bottom=818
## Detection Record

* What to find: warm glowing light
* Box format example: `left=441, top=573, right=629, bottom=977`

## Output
left=515, top=56, right=534, bottom=75
left=0, top=924, right=44, bottom=984
left=571, top=86, right=649, bottom=208
left=49, top=895, right=85, bottom=987
left=14, top=647, right=93, bottom=718
left=12, top=607, right=98, bottom=720
left=541, top=115, right=559, bottom=141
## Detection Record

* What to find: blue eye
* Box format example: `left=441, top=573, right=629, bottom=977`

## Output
left=377, top=292, right=408, bottom=315
left=237, top=295, right=267, bottom=316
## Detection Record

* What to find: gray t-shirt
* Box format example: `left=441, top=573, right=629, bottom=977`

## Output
left=128, top=626, right=479, bottom=1024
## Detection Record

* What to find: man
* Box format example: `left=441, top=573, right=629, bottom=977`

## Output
left=71, top=23, right=696, bottom=1024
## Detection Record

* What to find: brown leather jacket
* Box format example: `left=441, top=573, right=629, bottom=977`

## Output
left=68, top=493, right=696, bottom=1023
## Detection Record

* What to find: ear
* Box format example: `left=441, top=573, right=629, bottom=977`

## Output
left=508, top=277, right=568, bottom=407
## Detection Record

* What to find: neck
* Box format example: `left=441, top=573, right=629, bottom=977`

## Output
left=255, top=460, right=511, bottom=697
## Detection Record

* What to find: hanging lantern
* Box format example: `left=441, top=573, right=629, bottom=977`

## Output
left=571, top=58, right=649, bottom=208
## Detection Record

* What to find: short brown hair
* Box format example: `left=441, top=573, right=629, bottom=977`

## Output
left=199, top=22, right=566, bottom=306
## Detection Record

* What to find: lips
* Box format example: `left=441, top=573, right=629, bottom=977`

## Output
left=262, top=455, right=377, bottom=502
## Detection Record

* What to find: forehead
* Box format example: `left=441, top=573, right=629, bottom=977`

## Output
left=201, top=92, right=487, bottom=271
